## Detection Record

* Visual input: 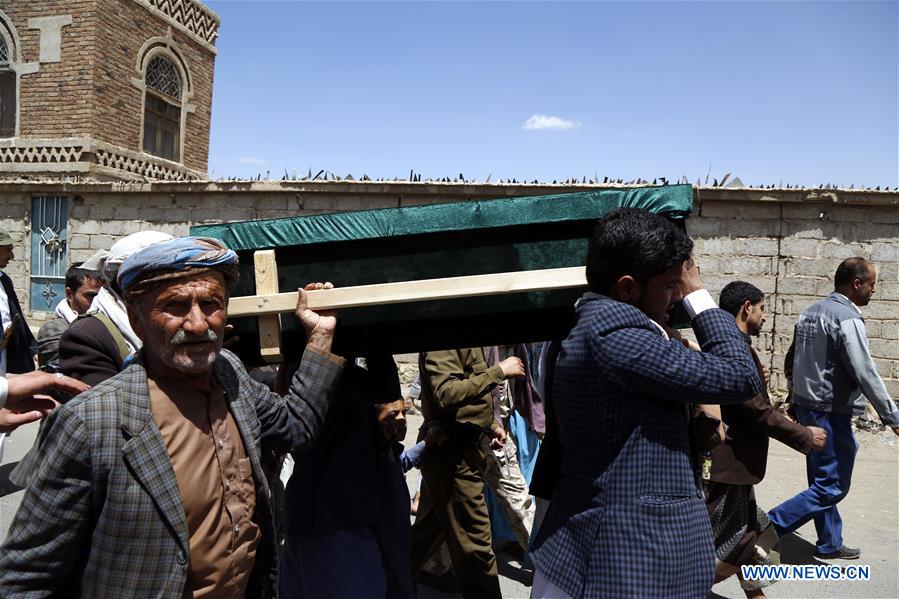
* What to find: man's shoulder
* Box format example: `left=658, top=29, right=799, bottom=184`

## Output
left=802, top=294, right=858, bottom=321
left=577, top=296, right=655, bottom=333
left=61, top=312, right=116, bottom=342
left=55, top=366, right=138, bottom=427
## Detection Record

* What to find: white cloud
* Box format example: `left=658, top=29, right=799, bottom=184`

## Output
left=522, top=113, right=581, bottom=131
left=235, top=157, right=267, bottom=165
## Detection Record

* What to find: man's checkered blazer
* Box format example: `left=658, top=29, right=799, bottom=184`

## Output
left=530, top=295, right=762, bottom=599
left=0, top=348, right=343, bottom=598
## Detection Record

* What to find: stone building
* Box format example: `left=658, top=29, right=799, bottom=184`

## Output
left=0, top=0, right=218, bottom=182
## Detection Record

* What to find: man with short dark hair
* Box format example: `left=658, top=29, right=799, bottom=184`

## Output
left=58, top=231, right=173, bottom=385
left=0, top=236, right=345, bottom=598
left=711, top=281, right=826, bottom=598
left=36, top=264, right=104, bottom=371
left=768, top=257, right=899, bottom=561
left=530, top=208, right=763, bottom=599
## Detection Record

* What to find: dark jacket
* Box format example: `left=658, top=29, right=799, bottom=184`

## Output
left=710, top=337, right=813, bottom=486
left=58, top=315, right=126, bottom=386
left=285, top=353, right=401, bottom=535
left=1, top=272, right=37, bottom=374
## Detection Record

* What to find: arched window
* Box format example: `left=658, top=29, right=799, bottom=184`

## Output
left=143, top=54, right=183, bottom=161
left=0, top=34, right=15, bottom=138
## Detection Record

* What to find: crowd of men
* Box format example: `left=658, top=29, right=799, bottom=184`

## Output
left=0, top=210, right=896, bottom=599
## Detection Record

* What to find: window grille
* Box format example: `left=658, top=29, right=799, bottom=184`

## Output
left=145, top=55, right=182, bottom=99
left=0, top=37, right=8, bottom=64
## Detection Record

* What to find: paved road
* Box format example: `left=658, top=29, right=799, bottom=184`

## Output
left=3, top=414, right=895, bottom=599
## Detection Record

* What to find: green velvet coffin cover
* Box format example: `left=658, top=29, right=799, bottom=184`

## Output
left=191, top=185, right=693, bottom=359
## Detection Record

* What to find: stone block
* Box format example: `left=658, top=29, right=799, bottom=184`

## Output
left=882, top=323, right=899, bottom=340
left=695, top=238, right=735, bottom=255
left=301, top=195, right=337, bottom=212
left=256, top=196, right=289, bottom=211
left=786, top=257, right=836, bottom=278
left=740, top=238, right=779, bottom=257
left=873, top=358, right=893, bottom=379
left=878, top=262, right=899, bottom=283
left=861, top=301, right=899, bottom=320
left=864, top=320, right=882, bottom=338
left=68, top=234, right=91, bottom=250
left=778, top=276, right=820, bottom=296
left=871, top=243, right=899, bottom=262
left=723, top=256, right=776, bottom=276
left=883, top=379, right=899, bottom=401
left=822, top=242, right=867, bottom=259
left=90, top=204, right=116, bottom=220
left=780, top=238, right=820, bottom=258
left=782, top=204, right=825, bottom=220
left=868, top=339, right=899, bottom=360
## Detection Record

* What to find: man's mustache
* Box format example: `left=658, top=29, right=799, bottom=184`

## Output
left=170, top=329, right=219, bottom=345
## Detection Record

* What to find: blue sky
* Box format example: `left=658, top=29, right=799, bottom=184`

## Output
left=204, top=1, right=898, bottom=187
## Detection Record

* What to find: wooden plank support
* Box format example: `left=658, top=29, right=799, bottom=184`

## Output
left=253, top=250, right=283, bottom=363
left=229, top=266, right=588, bottom=317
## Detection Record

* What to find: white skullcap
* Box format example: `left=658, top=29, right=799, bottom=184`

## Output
left=103, top=231, right=174, bottom=279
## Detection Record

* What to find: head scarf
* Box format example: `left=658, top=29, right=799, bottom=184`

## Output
left=118, top=236, right=239, bottom=299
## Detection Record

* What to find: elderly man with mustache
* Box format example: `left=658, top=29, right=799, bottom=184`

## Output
left=0, top=236, right=345, bottom=599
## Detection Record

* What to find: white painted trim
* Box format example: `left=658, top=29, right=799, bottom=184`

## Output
left=26, top=15, right=74, bottom=64
left=0, top=10, right=35, bottom=138
left=132, top=30, right=194, bottom=165
left=126, top=0, right=218, bottom=54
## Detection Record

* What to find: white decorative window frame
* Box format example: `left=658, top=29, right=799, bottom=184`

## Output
left=132, top=29, right=196, bottom=166
left=0, top=10, right=41, bottom=138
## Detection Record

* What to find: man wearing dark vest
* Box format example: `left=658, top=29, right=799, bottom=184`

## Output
left=0, top=229, right=37, bottom=376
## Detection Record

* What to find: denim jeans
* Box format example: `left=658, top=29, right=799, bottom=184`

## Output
left=767, top=405, right=858, bottom=553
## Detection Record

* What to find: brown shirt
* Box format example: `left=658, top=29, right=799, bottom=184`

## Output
left=149, top=377, right=261, bottom=598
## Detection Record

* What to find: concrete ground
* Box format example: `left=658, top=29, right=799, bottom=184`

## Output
left=2, top=413, right=896, bottom=599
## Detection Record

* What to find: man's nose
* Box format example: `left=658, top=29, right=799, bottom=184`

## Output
left=182, top=303, right=209, bottom=334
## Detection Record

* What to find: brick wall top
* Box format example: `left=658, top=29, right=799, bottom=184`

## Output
left=0, top=180, right=896, bottom=207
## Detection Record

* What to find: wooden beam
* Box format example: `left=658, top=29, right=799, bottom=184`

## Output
left=253, top=250, right=283, bottom=363
left=229, top=266, right=588, bottom=317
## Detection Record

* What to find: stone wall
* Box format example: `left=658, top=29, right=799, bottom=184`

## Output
left=691, top=192, right=899, bottom=400
left=1, top=181, right=896, bottom=400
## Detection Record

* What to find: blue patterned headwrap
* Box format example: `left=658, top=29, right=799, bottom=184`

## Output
left=118, top=236, right=240, bottom=298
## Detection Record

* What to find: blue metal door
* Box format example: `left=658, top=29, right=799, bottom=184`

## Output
left=30, top=196, right=69, bottom=312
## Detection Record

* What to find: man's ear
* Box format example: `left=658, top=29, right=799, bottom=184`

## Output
left=65, top=287, right=74, bottom=302
left=613, top=275, right=640, bottom=303
left=741, top=300, right=752, bottom=319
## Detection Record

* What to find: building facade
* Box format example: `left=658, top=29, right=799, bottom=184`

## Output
left=0, top=0, right=217, bottom=182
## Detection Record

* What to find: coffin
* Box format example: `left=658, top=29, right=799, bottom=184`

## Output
left=190, top=185, right=693, bottom=360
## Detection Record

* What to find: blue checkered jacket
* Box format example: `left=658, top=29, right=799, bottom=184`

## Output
left=530, top=295, right=762, bottom=599
left=0, top=348, right=343, bottom=598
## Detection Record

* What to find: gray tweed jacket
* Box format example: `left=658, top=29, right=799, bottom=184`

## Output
left=0, top=347, right=343, bottom=598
